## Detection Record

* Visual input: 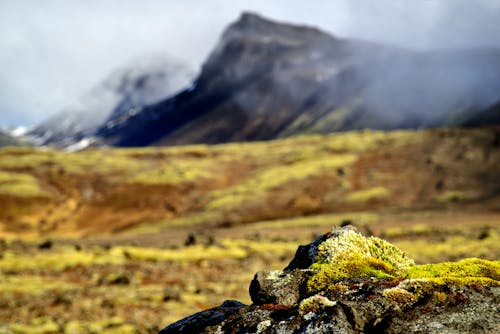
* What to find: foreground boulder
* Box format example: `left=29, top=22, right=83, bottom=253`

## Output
left=159, top=227, right=500, bottom=333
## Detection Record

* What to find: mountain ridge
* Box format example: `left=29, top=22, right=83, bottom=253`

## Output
left=22, top=12, right=500, bottom=148
left=96, top=12, right=500, bottom=147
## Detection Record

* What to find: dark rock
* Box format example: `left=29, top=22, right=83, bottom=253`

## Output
left=284, top=232, right=330, bottom=271
left=158, top=300, right=246, bottom=334
left=184, top=232, right=216, bottom=247
left=162, top=285, right=182, bottom=302
left=98, top=273, right=131, bottom=286
left=249, top=269, right=313, bottom=306
left=184, top=233, right=197, bottom=246
left=38, top=239, right=53, bottom=250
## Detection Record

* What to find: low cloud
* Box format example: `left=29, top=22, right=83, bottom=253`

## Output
left=0, top=0, right=499, bottom=126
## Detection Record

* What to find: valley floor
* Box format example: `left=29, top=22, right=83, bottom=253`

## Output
left=0, top=209, right=498, bottom=334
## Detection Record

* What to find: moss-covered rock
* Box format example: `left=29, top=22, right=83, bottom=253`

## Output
left=307, top=228, right=415, bottom=293
left=159, top=228, right=500, bottom=333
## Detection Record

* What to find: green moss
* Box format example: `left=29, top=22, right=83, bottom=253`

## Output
left=323, top=129, right=413, bottom=152
left=435, top=190, right=477, bottom=203
left=207, top=154, right=357, bottom=209
left=0, top=275, right=76, bottom=295
left=117, top=242, right=248, bottom=262
left=89, top=317, right=137, bottom=334
left=127, top=212, right=222, bottom=234
left=127, top=158, right=216, bottom=185
left=390, top=271, right=499, bottom=307
left=9, top=317, right=60, bottom=333
left=307, top=231, right=499, bottom=294
left=310, top=99, right=364, bottom=133
left=382, top=223, right=435, bottom=238
left=249, top=212, right=379, bottom=229
left=307, top=230, right=414, bottom=293
left=394, top=233, right=499, bottom=263
left=406, top=258, right=500, bottom=284
left=0, top=171, right=50, bottom=198
left=279, top=112, right=315, bottom=137
left=0, top=239, right=297, bottom=274
left=0, top=247, right=125, bottom=271
left=221, top=239, right=298, bottom=257
left=345, top=187, right=390, bottom=203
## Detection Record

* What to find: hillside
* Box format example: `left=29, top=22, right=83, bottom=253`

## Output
left=95, top=13, right=500, bottom=147
left=0, top=128, right=499, bottom=239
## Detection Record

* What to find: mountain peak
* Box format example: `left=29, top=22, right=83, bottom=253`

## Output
left=238, top=11, right=272, bottom=25
left=221, top=11, right=334, bottom=44
left=33, top=13, right=500, bottom=148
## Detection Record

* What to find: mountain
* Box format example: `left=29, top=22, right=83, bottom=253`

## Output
left=96, top=12, right=500, bottom=147
left=27, top=55, right=194, bottom=148
left=0, top=129, right=25, bottom=147
left=462, top=101, right=500, bottom=127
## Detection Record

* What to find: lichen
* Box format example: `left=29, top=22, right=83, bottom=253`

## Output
left=299, top=295, right=337, bottom=316
left=256, top=320, right=272, bottom=333
left=307, top=230, right=414, bottom=293
left=382, top=287, right=417, bottom=307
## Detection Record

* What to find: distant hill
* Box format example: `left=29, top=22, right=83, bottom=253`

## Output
left=0, top=128, right=499, bottom=238
left=462, top=101, right=500, bottom=127
left=94, top=12, right=500, bottom=147
left=27, top=55, right=194, bottom=148
left=0, top=129, right=24, bottom=147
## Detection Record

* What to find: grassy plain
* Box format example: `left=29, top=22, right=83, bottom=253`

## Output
left=0, top=128, right=499, bottom=333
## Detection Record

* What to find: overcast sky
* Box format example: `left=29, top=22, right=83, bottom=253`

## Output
left=1, top=0, right=500, bottom=126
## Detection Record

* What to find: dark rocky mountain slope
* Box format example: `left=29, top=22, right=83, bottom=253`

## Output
left=463, top=100, right=500, bottom=127
left=96, top=12, right=500, bottom=147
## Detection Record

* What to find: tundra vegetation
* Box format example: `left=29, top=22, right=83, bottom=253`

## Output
left=0, top=128, right=498, bottom=333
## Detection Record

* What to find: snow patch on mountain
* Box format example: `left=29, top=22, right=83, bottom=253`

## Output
left=28, top=55, right=195, bottom=147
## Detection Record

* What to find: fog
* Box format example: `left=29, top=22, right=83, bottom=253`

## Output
left=1, top=0, right=499, bottom=126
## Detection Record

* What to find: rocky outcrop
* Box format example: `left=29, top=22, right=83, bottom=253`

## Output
left=159, top=227, right=500, bottom=333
